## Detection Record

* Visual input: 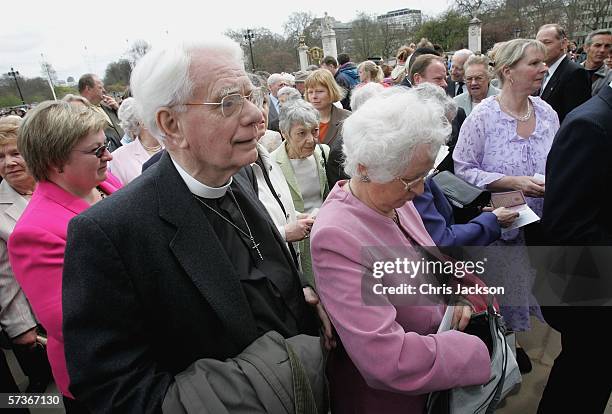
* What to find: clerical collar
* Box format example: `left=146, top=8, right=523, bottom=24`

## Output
left=170, top=156, right=232, bottom=199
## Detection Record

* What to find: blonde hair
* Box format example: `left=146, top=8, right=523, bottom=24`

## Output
left=18, top=100, right=107, bottom=181
left=304, top=69, right=346, bottom=104
left=358, top=60, right=384, bottom=83
left=494, top=39, right=546, bottom=86
left=0, top=116, right=22, bottom=146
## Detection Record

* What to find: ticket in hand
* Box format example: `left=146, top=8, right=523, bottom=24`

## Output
left=490, top=191, right=527, bottom=210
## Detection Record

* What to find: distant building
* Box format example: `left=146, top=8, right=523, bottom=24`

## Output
left=376, top=8, right=422, bottom=31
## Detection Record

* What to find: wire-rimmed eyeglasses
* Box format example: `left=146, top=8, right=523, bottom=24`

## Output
left=183, top=87, right=265, bottom=117
left=398, top=171, right=431, bottom=192
left=73, top=144, right=108, bottom=158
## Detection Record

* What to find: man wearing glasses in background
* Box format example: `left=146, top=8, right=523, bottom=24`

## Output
left=62, top=38, right=331, bottom=413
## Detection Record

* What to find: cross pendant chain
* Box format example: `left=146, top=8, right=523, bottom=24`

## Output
left=250, top=237, right=263, bottom=260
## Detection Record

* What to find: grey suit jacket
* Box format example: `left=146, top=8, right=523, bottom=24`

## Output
left=0, top=180, right=36, bottom=338
left=322, top=105, right=351, bottom=147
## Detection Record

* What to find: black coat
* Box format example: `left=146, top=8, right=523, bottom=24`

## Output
left=540, top=56, right=592, bottom=124
left=101, top=104, right=124, bottom=152
left=62, top=152, right=316, bottom=413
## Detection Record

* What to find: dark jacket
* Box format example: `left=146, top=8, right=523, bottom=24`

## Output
left=101, top=104, right=124, bottom=152
left=541, top=56, right=592, bottom=124
left=335, top=63, right=359, bottom=110
left=62, top=152, right=318, bottom=413
left=435, top=107, right=467, bottom=174
left=322, top=106, right=351, bottom=188
left=267, top=94, right=280, bottom=132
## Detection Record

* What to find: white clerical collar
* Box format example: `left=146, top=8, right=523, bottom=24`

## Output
left=170, top=156, right=232, bottom=198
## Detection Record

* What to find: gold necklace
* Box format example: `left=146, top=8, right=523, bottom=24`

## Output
left=347, top=180, right=397, bottom=221
left=141, top=140, right=162, bottom=152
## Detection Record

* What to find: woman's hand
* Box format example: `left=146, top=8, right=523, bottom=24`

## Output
left=492, top=207, right=520, bottom=228
left=303, top=287, right=336, bottom=350
left=511, top=176, right=545, bottom=197
left=285, top=218, right=315, bottom=242
left=451, top=305, right=473, bottom=331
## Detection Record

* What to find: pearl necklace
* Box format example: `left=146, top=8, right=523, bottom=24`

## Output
left=497, top=97, right=533, bottom=122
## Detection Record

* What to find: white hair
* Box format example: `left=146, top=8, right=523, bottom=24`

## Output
left=279, top=99, right=320, bottom=135
left=453, top=49, right=474, bottom=60
left=342, top=88, right=450, bottom=183
left=281, top=72, right=295, bottom=86
left=117, top=97, right=141, bottom=139
left=411, top=83, right=458, bottom=123
left=350, top=82, right=384, bottom=111
left=267, top=73, right=284, bottom=87
left=277, top=86, right=302, bottom=103
left=130, top=37, right=244, bottom=141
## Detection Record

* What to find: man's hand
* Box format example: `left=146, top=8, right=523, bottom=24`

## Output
left=511, top=176, right=545, bottom=198
left=102, top=94, right=119, bottom=111
left=492, top=207, right=520, bottom=227
left=285, top=218, right=315, bottom=242
left=303, top=287, right=336, bottom=350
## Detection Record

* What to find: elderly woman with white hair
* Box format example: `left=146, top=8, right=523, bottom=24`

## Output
left=271, top=99, right=329, bottom=286
left=277, top=86, right=302, bottom=107
left=310, top=88, right=491, bottom=414
left=109, top=97, right=163, bottom=184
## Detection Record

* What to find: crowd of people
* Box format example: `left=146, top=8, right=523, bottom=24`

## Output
left=0, top=24, right=611, bottom=414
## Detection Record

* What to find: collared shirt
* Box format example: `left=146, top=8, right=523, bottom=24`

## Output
left=455, top=81, right=465, bottom=96
left=170, top=156, right=232, bottom=198
left=542, top=54, right=566, bottom=93
left=269, top=94, right=280, bottom=114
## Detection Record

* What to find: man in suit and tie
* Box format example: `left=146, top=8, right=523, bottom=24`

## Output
left=78, top=74, right=124, bottom=152
left=446, top=49, right=473, bottom=97
left=266, top=73, right=289, bottom=132
left=62, top=38, right=328, bottom=412
left=536, top=24, right=592, bottom=123
left=538, top=81, right=612, bottom=413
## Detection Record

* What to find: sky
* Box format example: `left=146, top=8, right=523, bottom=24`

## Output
left=1, top=0, right=451, bottom=82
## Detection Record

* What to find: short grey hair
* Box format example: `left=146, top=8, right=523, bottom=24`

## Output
left=277, top=86, right=302, bottom=103
left=130, top=37, right=244, bottom=141
left=585, top=29, right=612, bottom=46
left=453, top=49, right=474, bottom=60
left=342, top=88, right=450, bottom=183
left=267, top=73, right=284, bottom=87
left=281, top=72, right=295, bottom=86
left=411, top=83, right=458, bottom=124
left=350, top=82, right=384, bottom=111
left=117, top=97, right=142, bottom=139
left=279, top=99, right=320, bottom=136
left=464, top=55, right=494, bottom=80
left=494, top=39, right=546, bottom=86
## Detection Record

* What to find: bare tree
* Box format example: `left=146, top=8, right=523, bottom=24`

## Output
left=350, top=12, right=379, bottom=61
left=128, top=40, right=151, bottom=66
left=283, top=11, right=315, bottom=44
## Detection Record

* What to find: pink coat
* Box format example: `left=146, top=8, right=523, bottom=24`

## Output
left=311, top=181, right=491, bottom=414
left=8, top=174, right=122, bottom=397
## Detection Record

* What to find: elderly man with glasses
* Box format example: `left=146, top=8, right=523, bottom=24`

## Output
left=61, top=38, right=330, bottom=413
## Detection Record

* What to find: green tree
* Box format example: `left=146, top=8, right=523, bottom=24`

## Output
left=225, top=27, right=297, bottom=73
left=54, top=85, right=79, bottom=99
left=413, top=11, right=470, bottom=52
left=0, top=95, right=21, bottom=107
left=103, top=59, right=132, bottom=87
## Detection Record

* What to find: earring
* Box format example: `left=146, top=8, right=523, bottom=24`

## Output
left=360, top=175, right=370, bottom=183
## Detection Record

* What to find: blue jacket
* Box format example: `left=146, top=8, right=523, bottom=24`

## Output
left=413, top=178, right=500, bottom=246
left=335, top=63, right=359, bottom=110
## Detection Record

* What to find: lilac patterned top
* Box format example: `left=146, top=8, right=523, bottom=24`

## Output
left=453, top=95, right=560, bottom=218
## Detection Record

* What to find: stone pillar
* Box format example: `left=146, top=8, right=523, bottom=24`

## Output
left=468, top=17, right=482, bottom=53
left=298, top=35, right=309, bottom=70
left=321, top=12, right=338, bottom=58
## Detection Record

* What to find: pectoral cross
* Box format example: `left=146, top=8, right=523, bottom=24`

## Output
left=250, top=236, right=264, bottom=260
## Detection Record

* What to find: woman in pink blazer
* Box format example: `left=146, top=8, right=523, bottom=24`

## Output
left=8, top=101, right=121, bottom=412
left=310, top=89, right=491, bottom=413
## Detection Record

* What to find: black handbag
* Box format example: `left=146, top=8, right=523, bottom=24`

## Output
left=431, top=171, right=491, bottom=223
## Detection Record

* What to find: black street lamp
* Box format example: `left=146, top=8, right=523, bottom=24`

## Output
left=244, top=29, right=256, bottom=71
left=8, top=67, right=25, bottom=105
